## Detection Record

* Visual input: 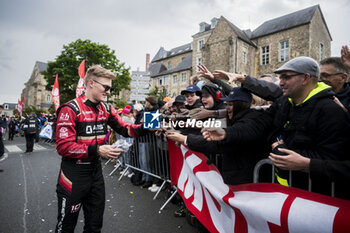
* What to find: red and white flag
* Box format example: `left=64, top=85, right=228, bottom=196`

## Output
left=17, top=99, right=23, bottom=116
left=22, top=96, right=25, bottom=108
left=168, top=141, right=350, bottom=233
left=76, top=60, right=85, bottom=98
left=52, top=74, right=60, bottom=111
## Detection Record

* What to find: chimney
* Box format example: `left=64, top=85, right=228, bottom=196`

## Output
left=145, top=53, right=150, bottom=72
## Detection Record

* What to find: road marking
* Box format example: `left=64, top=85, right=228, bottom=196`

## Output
left=20, top=154, right=28, bottom=233
left=34, top=144, right=46, bottom=150
left=5, top=145, right=22, bottom=152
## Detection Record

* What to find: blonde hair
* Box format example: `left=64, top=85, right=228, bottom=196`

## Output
left=85, top=65, right=116, bottom=83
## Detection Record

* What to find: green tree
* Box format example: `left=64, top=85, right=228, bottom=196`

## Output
left=42, top=39, right=131, bottom=104
left=22, top=106, right=44, bottom=117
left=149, top=85, right=167, bottom=100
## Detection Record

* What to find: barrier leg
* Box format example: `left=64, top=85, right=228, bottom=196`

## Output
left=105, top=158, right=112, bottom=166
left=159, top=188, right=178, bottom=214
left=153, top=180, right=166, bottom=200
left=109, top=161, right=122, bottom=176
left=118, top=165, right=131, bottom=181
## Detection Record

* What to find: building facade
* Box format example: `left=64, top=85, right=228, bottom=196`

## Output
left=129, top=70, right=151, bottom=102
left=21, top=61, right=52, bottom=112
left=202, top=5, right=331, bottom=77
left=149, top=5, right=331, bottom=96
left=150, top=43, right=192, bottom=97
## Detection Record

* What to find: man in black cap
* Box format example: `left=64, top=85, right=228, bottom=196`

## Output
left=180, top=85, right=202, bottom=110
left=203, top=56, right=350, bottom=199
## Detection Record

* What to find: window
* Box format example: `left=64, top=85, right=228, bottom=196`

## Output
left=181, top=73, right=187, bottom=83
left=158, top=77, right=163, bottom=86
left=280, top=40, right=289, bottom=62
left=242, top=51, right=247, bottom=64
left=4, top=104, right=8, bottom=110
left=198, top=40, right=204, bottom=50
left=197, top=57, right=202, bottom=71
left=168, top=61, right=171, bottom=69
left=46, top=94, right=51, bottom=102
left=320, top=43, right=324, bottom=60
left=173, top=75, right=178, bottom=84
left=164, top=75, right=169, bottom=85
left=261, top=46, right=269, bottom=65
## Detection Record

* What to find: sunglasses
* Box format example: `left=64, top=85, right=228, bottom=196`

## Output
left=92, top=79, right=113, bottom=92
left=279, top=73, right=303, bottom=80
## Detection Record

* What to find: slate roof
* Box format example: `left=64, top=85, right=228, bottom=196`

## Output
left=149, top=63, right=167, bottom=77
left=151, top=43, right=192, bottom=62
left=36, top=61, right=47, bottom=73
left=150, top=54, right=192, bottom=78
left=250, top=5, right=331, bottom=40
left=223, top=17, right=256, bottom=47
left=2, top=103, right=17, bottom=110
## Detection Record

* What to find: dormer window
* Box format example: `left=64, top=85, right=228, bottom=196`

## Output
left=211, top=18, right=219, bottom=29
left=199, top=22, right=207, bottom=32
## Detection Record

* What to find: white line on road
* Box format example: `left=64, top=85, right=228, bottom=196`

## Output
left=5, top=145, right=22, bottom=152
left=20, top=154, right=28, bottom=233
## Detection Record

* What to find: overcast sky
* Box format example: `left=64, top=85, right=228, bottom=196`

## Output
left=0, top=0, right=349, bottom=104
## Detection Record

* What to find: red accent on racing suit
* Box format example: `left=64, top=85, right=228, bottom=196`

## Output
left=55, top=94, right=146, bottom=232
left=56, top=94, right=145, bottom=162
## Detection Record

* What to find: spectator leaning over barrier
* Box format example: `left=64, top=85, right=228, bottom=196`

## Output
left=180, top=85, right=202, bottom=110
left=202, top=56, right=350, bottom=199
left=54, top=65, right=147, bottom=233
left=168, top=87, right=269, bottom=185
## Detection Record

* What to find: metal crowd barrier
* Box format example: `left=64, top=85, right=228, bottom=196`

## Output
left=106, top=133, right=177, bottom=212
left=253, top=158, right=335, bottom=197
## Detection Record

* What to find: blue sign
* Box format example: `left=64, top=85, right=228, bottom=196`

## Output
left=143, top=110, right=161, bottom=129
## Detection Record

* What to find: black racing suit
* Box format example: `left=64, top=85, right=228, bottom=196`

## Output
left=55, top=94, right=145, bottom=233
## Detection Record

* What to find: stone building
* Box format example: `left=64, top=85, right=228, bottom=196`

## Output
left=202, top=4, right=331, bottom=77
left=150, top=5, right=331, bottom=96
left=192, top=17, right=219, bottom=74
left=149, top=43, right=192, bottom=97
left=21, top=61, right=52, bottom=112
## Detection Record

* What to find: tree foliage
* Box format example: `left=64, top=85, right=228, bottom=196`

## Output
left=42, top=39, right=131, bottom=104
left=149, top=85, right=167, bottom=101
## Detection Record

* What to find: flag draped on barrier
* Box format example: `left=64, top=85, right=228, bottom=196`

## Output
left=52, top=74, right=60, bottom=111
left=76, top=60, right=85, bottom=98
left=168, top=141, right=350, bottom=233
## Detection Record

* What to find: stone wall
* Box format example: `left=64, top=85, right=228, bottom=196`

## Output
left=252, top=24, right=311, bottom=76
left=309, top=8, right=331, bottom=61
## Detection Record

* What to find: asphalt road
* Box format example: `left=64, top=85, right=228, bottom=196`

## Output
left=0, top=136, right=196, bottom=233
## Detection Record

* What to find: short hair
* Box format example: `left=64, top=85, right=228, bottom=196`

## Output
left=0, top=105, right=3, bottom=109
left=320, top=57, right=349, bottom=75
left=85, top=65, right=116, bottom=83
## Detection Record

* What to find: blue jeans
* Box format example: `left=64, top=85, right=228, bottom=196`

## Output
left=138, top=142, right=151, bottom=182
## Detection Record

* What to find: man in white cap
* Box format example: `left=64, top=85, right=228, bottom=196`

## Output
left=202, top=56, right=350, bottom=199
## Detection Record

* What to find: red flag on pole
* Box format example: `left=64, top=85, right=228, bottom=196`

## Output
left=22, top=96, right=25, bottom=108
left=52, top=74, right=60, bottom=111
left=76, top=60, right=85, bottom=97
left=17, top=99, right=23, bottom=116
